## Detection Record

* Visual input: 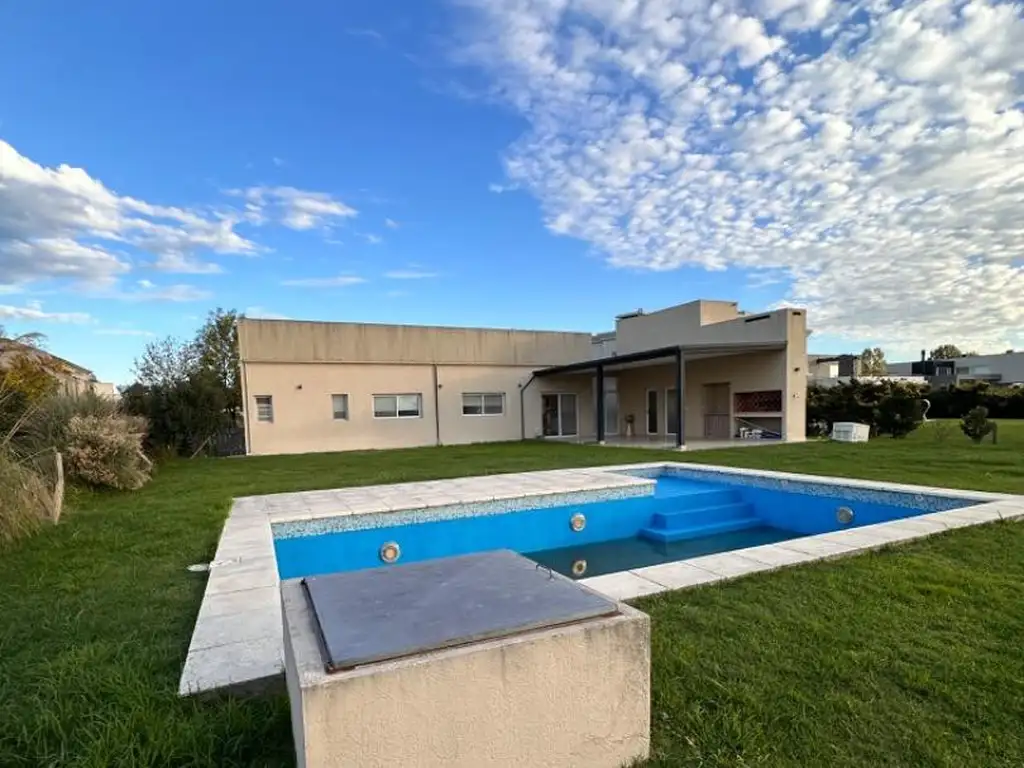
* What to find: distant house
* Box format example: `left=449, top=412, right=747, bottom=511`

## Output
left=0, top=339, right=117, bottom=398
left=887, top=350, right=1024, bottom=388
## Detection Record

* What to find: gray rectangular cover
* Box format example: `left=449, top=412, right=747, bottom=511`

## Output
left=303, top=549, right=618, bottom=671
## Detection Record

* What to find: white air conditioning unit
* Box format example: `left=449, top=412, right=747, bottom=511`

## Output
left=831, top=422, right=870, bottom=443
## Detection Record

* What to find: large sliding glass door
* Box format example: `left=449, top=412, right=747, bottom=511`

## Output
left=542, top=393, right=578, bottom=437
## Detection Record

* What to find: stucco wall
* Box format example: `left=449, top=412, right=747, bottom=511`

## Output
left=238, top=319, right=592, bottom=366
left=614, top=303, right=793, bottom=356
left=615, top=351, right=789, bottom=440
left=282, top=579, right=651, bottom=768
left=243, top=363, right=601, bottom=455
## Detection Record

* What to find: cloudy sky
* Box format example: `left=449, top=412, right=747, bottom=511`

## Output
left=2, top=0, right=1023, bottom=382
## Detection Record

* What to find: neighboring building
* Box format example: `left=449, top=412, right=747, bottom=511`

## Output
left=807, top=354, right=860, bottom=380
left=0, top=339, right=117, bottom=398
left=237, top=299, right=808, bottom=456
left=887, top=350, right=1024, bottom=387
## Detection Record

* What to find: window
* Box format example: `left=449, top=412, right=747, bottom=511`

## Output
left=255, top=395, right=274, bottom=423
left=332, top=394, right=349, bottom=420
left=462, top=392, right=505, bottom=416
left=373, top=393, right=422, bottom=419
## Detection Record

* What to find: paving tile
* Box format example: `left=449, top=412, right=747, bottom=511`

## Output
left=190, top=592, right=282, bottom=651
left=581, top=571, right=666, bottom=601
left=632, top=561, right=721, bottom=589
left=777, top=536, right=859, bottom=558
left=206, top=562, right=279, bottom=595
left=684, top=552, right=773, bottom=579
left=739, top=544, right=818, bottom=567
left=178, top=636, right=283, bottom=695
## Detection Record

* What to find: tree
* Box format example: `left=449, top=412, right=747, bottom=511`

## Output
left=194, top=308, right=241, bottom=417
left=124, top=309, right=243, bottom=456
left=132, top=337, right=198, bottom=388
left=929, top=344, right=963, bottom=360
left=858, top=347, right=886, bottom=375
left=960, top=406, right=995, bottom=444
left=0, top=326, right=45, bottom=347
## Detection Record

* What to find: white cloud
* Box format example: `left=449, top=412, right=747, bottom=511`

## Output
left=384, top=269, right=437, bottom=279
left=0, top=140, right=258, bottom=287
left=363, top=233, right=383, bottom=245
left=0, top=301, right=92, bottom=324
left=384, top=218, right=400, bottom=229
left=282, top=275, right=366, bottom=288
left=386, top=289, right=409, bottom=298
left=244, top=306, right=291, bottom=320
left=94, top=328, right=155, bottom=337
left=109, top=282, right=211, bottom=302
left=235, top=186, right=357, bottom=231
left=151, top=253, right=224, bottom=274
left=454, top=0, right=1024, bottom=351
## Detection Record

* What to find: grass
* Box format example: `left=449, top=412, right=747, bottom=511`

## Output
left=1, top=422, right=1023, bottom=766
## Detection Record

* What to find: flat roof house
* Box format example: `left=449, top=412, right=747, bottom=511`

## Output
left=238, top=299, right=807, bottom=456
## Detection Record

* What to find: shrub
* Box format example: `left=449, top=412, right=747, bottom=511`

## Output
left=16, top=392, right=121, bottom=458
left=929, top=420, right=955, bottom=443
left=960, top=406, right=995, bottom=444
left=64, top=414, right=153, bottom=490
left=0, top=451, right=52, bottom=545
left=874, top=389, right=924, bottom=438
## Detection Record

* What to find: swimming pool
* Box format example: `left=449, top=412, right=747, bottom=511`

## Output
left=272, top=468, right=979, bottom=581
left=182, top=461, right=1019, bottom=696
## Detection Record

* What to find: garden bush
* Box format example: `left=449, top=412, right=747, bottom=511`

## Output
left=0, top=450, right=52, bottom=545
left=874, top=389, right=924, bottom=438
left=16, top=392, right=121, bottom=459
left=960, top=406, right=996, bottom=444
left=64, top=414, right=153, bottom=490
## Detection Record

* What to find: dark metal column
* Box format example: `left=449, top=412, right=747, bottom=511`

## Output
left=596, top=364, right=606, bottom=444
left=675, top=350, right=685, bottom=448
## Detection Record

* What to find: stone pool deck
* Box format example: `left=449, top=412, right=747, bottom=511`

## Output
left=178, top=461, right=1024, bottom=696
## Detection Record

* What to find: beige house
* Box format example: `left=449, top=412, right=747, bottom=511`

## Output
left=0, top=340, right=117, bottom=398
left=238, top=299, right=807, bottom=456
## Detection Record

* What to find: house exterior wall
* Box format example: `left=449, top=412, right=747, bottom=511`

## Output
left=615, top=351, right=790, bottom=440
left=613, top=302, right=792, bottom=356
left=239, top=302, right=806, bottom=455
left=238, top=319, right=592, bottom=366
left=242, top=363, right=598, bottom=455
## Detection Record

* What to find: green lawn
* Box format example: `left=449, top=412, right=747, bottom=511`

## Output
left=1, top=422, right=1023, bottom=767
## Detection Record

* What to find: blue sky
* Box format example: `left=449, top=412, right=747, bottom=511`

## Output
left=2, top=0, right=1023, bottom=383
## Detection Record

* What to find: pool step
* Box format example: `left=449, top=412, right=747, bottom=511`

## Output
left=655, top=488, right=740, bottom=510
left=639, top=498, right=760, bottom=544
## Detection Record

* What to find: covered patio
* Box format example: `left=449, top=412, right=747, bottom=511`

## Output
left=531, top=342, right=793, bottom=450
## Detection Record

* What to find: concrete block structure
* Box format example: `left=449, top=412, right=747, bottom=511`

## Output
left=281, top=578, right=651, bottom=768
left=238, top=299, right=808, bottom=455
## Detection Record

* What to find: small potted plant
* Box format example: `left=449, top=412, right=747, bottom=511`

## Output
left=624, top=413, right=635, bottom=438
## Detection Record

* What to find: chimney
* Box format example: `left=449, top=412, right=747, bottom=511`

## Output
left=920, top=349, right=926, bottom=362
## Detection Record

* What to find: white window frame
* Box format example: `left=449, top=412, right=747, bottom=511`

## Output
left=462, top=392, right=505, bottom=416
left=372, top=393, right=423, bottom=419
left=255, top=395, right=274, bottom=423
left=331, top=393, right=349, bottom=421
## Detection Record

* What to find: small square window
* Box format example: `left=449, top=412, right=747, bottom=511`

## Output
left=332, top=394, right=349, bottom=420
left=255, top=395, right=273, bottom=423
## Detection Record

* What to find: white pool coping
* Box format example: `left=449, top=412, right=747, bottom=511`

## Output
left=177, top=461, right=1024, bottom=696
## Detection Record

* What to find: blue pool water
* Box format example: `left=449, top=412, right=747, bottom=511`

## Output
left=273, top=472, right=977, bottom=581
